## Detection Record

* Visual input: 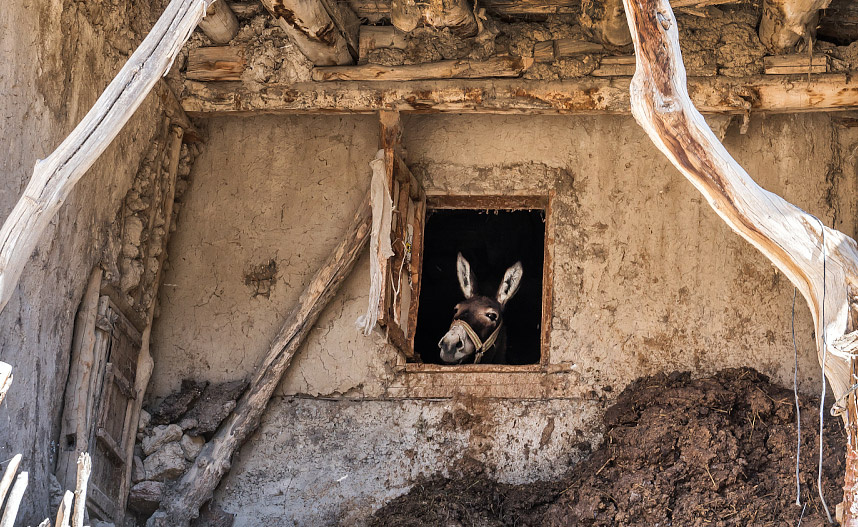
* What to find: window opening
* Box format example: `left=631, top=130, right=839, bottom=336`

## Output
left=414, top=207, right=545, bottom=365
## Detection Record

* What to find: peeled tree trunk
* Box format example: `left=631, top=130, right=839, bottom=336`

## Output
left=621, top=0, right=858, bottom=522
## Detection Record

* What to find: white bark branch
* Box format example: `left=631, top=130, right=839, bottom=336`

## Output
left=0, top=0, right=213, bottom=315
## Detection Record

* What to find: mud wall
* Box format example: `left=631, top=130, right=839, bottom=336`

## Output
left=149, top=112, right=858, bottom=525
left=0, top=0, right=171, bottom=521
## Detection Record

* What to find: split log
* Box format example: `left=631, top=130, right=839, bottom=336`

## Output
left=581, top=0, right=632, bottom=46
left=0, top=454, right=21, bottom=510
left=186, top=46, right=246, bottom=81
left=181, top=73, right=858, bottom=116
left=72, top=453, right=91, bottom=527
left=0, top=0, right=213, bottom=316
left=318, top=0, right=361, bottom=57
left=197, top=0, right=239, bottom=44
left=621, top=0, right=858, bottom=521
left=259, top=0, right=354, bottom=65
left=533, top=39, right=604, bottom=62
left=0, top=362, right=11, bottom=408
left=391, top=0, right=477, bottom=36
left=759, top=0, right=831, bottom=53
left=150, top=194, right=372, bottom=526
left=56, top=490, right=73, bottom=527
left=591, top=54, right=636, bottom=76
left=312, top=55, right=533, bottom=81
left=0, top=472, right=28, bottom=527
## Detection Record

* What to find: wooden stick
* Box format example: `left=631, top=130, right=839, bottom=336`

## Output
left=0, top=0, right=213, bottom=316
left=151, top=194, right=372, bottom=526
left=0, top=454, right=21, bottom=512
left=56, top=490, right=73, bottom=527
left=186, top=46, right=245, bottom=81
left=0, top=472, right=28, bottom=527
left=72, top=453, right=91, bottom=527
left=0, top=363, right=11, bottom=409
left=312, top=56, right=533, bottom=82
left=181, top=74, right=858, bottom=116
left=621, top=0, right=858, bottom=519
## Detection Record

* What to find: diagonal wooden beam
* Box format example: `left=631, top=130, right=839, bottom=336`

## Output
left=622, top=0, right=858, bottom=521
left=149, top=194, right=372, bottom=526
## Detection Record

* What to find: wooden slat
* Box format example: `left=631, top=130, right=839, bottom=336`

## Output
left=764, top=53, right=829, bottom=75
left=186, top=46, right=245, bottom=81
left=312, top=55, right=533, bottom=82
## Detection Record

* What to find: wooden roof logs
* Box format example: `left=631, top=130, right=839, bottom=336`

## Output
left=180, top=73, right=858, bottom=116
left=259, top=0, right=357, bottom=65
left=391, top=0, right=478, bottom=36
left=197, top=0, right=238, bottom=44
left=312, top=55, right=534, bottom=81
left=759, top=0, right=832, bottom=52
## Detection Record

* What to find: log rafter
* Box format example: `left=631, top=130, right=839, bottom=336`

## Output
left=759, top=0, right=831, bottom=53
left=259, top=0, right=355, bottom=65
left=181, top=74, right=858, bottom=116
left=622, top=0, right=858, bottom=521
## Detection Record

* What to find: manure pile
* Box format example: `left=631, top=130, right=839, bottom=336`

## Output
left=371, top=368, right=845, bottom=527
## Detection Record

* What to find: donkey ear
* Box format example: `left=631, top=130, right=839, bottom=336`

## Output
left=497, top=261, right=523, bottom=307
left=457, top=253, right=477, bottom=298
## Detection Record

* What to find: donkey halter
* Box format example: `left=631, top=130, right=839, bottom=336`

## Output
left=450, top=319, right=502, bottom=364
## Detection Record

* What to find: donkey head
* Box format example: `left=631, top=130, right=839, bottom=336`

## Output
left=438, top=253, right=523, bottom=364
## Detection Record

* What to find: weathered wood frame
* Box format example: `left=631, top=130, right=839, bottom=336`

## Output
left=396, top=193, right=555, bottom=379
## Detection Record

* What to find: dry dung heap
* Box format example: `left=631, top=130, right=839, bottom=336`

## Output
left=371, top=368, right=845, bottom=527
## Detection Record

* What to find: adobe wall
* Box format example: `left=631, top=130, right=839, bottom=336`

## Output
left=0, top=1, right=171, bottom=521
left=148, top=111, right=858, bottom=525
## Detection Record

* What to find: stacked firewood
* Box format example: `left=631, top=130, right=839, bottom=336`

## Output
left=0, top=362, right=93, bottom=527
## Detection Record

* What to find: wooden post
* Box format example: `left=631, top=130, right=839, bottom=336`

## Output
left=622, top=0, right=858, bottom=521
left=0, top=362, right=11, bottom=408
left=72, top=453, right=91, bottom=527
left=0, top=0, right=213, bottom=316
left=197, top=0, right=239, bottom=44
left=0, top=455, right=21, bottom=510
left=259, top=0, right=354, bottom=65
left=150, top=194, right=372, bottom=526
left=56, top=490, right=73, bottom=527
left=0, top=472, right=28, bottom=527
left=759, top=0, right=831, bottom=52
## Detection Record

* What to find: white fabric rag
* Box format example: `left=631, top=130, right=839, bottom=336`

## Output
left=356, top=149, right=394, bottom=335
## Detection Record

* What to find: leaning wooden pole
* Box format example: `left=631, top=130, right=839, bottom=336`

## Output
left=622, top=0, right=858, bottom=521
left=149, top=195, right=372, bottom=526
left=0, top=0, right=215, bottom=315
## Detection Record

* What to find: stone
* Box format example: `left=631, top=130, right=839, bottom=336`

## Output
left=190, top=502, right=235, bottom=527
left=132, top=455, right=146, bottom=483
left=181, top=434, right=205, bottom=461
left=128, top=480, right=165, bottom=515
left=92, top=521, right=116, bottom=527
left=183, top=379, right=248, bottom=435
left=151, top=379, right=207, bottom=425
left=178, top=417, right=198, bottom=431
left=142, top=424, right=183, bottom=456
left=144, top=441, right=188, bottom=481
left=138, top=409, right=151, bottom=432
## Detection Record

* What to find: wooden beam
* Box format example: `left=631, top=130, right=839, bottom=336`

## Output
left=581, top=0, right=632, bottom=46
left=391, top=0, right=477, bottom=36
left=197, top=0, right=239, bottom=44
left=0, top=0, right=213, bottom=316
left=186, top=46, right=246, bottom=81
left=259, top=0, right=354, bottom=65
left=150, top=195, right=372, bottom=526
left=181, top=73, right=858, bottom=116
left=763, top=53, right=829, bottom=74
left=312, top=55, right=533, bottom=81
left=759, top=0, right=831, bottom=52
left=622, top=0, right=857, bottom=522
left=358, top=25, right=407, bottom=64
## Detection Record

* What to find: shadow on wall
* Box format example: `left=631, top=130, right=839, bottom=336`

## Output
left=415, top=209, right=545, bottom=364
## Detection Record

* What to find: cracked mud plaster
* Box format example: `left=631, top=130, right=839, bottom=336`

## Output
left=244, top=259, right=278, bottom=298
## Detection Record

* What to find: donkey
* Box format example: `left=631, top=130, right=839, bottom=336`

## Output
left=438, top=253, right=523, bottom=364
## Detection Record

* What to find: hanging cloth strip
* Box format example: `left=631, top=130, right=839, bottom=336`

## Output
left=450, top=319, right=502, bottom=364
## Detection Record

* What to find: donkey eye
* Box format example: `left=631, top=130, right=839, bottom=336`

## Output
left=485, top=312, right=498, bottom=322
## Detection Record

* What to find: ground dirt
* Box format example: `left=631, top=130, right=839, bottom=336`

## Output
left=370, top=368, right=845, bottom=527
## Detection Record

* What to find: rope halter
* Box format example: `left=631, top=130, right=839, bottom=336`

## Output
left=450, top=319, right=502, bottom=364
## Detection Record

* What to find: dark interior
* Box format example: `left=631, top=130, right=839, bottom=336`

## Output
left=414, top=208, right=545, bottom=365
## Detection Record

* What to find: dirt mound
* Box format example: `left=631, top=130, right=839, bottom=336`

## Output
left=370, top=368, right=845, bottom=527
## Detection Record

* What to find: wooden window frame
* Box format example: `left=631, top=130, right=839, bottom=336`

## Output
left=394, top=191, right=555, bottom=374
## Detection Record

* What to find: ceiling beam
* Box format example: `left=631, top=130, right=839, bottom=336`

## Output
left=181, top=74, right=858, bottom=116
left=759, top=0, right=831, bottom=52
left=259, top=0, right=354, bottom=65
